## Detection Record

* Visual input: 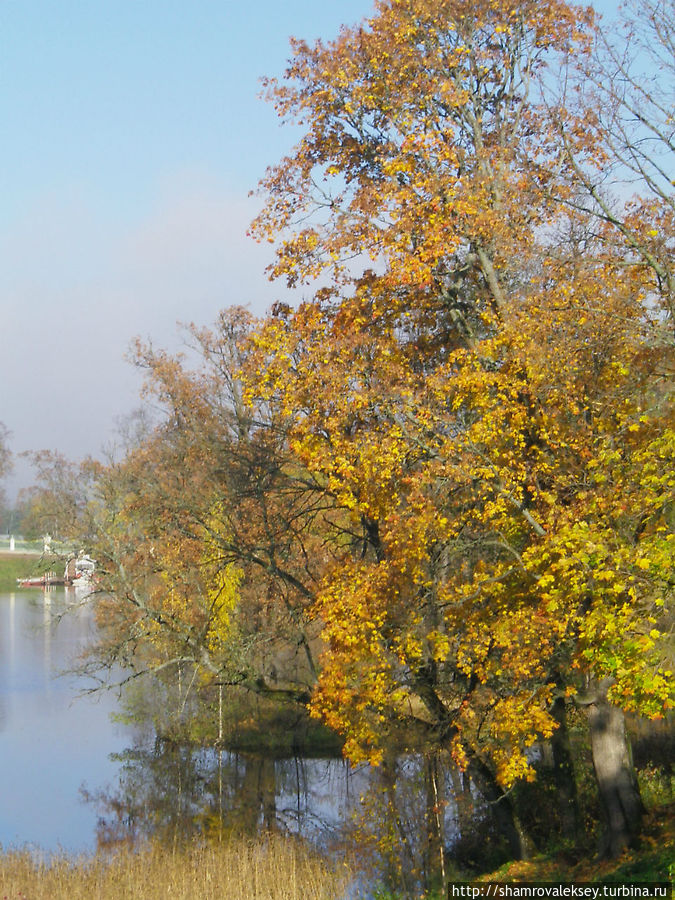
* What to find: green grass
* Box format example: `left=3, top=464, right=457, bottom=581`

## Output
left=0, top=551, right=66, bottom=589
left=0, top=552, right=41, bottom=589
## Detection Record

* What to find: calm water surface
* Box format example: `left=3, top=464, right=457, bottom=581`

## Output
left=0, top=588, right=371, bottom=855
left=0, top=587, right=484, bottom=896
left=0, top=588, right=132, bottom=853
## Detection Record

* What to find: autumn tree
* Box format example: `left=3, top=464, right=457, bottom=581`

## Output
left=18, top=450, right=100, bottom=543
left=60, top=0, right=672, bottom=865
left=551, top=0, right=675, bottom=335
left=246, top=0, right=673, bottom=859
left=84, top=309, right=343, bottom=736
left=538, top=0, right=675, bottom=851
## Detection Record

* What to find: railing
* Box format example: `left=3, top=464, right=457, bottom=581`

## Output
left=0, top=535, right=75, bottom=555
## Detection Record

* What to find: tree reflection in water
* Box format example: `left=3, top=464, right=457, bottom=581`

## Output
left=82, top=739, right=373, bottom=850
left=82, top=736, right=514, bottom=897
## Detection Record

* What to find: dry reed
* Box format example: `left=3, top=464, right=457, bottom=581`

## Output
left=0, top=835, right=351, bottom=900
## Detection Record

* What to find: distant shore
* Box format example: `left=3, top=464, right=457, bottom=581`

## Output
left=0, top=550, right=62, bottom=590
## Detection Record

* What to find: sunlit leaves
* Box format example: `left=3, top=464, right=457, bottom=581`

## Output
left=244, top=0, right=673, bottom=787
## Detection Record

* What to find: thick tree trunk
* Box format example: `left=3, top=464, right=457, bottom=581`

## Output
left=586, top=680, right=644, bottom=858
left=550, top=696, right=580, bottom=842
left=467, top=757, right=534, bottom=860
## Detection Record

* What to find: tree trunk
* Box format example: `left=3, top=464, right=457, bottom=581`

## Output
left=467, top=757, right=534, bottom=860
left=550, top=696, right=580, bottom=842
left=586, top=680, right=644, bottom=858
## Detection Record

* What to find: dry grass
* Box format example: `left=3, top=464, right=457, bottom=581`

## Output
left=0, top=835, right=351, bottom=900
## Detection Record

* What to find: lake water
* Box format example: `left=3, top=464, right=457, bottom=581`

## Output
left=0, top=588, right=374, bottom=856
left=0, top=588, right=132, bottom=853
left=0, top=587, right=488, bottom=894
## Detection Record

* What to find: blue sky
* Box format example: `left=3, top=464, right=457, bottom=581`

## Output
left=1, top=0, right=370, bottom=495
left=1, top=1, right=618, bottom=497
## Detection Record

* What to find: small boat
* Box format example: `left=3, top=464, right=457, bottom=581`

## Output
left=17, top=572, right=65, bottom=587
left=65, top=553, right=98, bottom=589
left=17, top=554, right=97, bottom=590
left=74, top=554, right=96, bottom=581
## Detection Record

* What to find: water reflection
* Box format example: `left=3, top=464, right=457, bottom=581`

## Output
left=1, top=588, right=512, bottom=896
left=0, top=588, right=132, bottom=853
left=81, top=731, right=510, bottom=897
left=82, top=737, right=372, bottom=851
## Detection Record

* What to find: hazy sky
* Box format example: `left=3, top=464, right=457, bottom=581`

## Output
left=1, top=0, right=372, bottom=495
left=1, top=1, right=618, bottom=497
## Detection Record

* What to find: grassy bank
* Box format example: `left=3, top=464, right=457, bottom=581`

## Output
left=483, top=801, right=675, bottom=886
left=0, top=835, right=350, bottom=900
left=0, top=551, right=45, bottom=589
left=367, top=803, right=674, bottom=899
left=1, top=812, right=670, bottom=900
left=0, top=550, right=73, bottom=589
